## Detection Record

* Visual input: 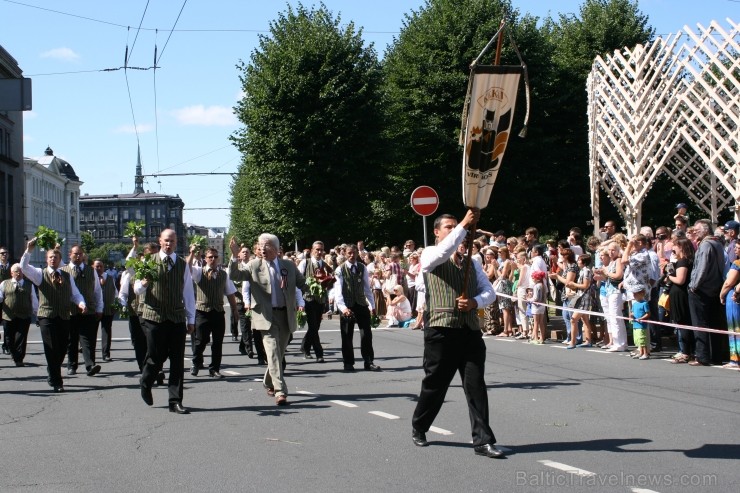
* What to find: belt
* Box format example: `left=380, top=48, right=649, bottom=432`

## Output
left=273, top=306, right=287, bottom=311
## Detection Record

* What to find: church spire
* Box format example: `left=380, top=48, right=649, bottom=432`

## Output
left=134, top=145, right=145, bottom=194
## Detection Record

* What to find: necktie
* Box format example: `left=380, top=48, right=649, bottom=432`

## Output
left=74, top=265, right=81, bottom=277
left=207, top=268, right=214, bottom=281
left=167, top=256, right=175, bottom=271
left=351, top=264, right=357, bottom=276
left=52, top=270, right=62, bottom=285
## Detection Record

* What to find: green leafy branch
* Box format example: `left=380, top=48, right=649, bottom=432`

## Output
left=34, top=226, right=64, bottom=251
left=125, top=254, right=160, bottom=281
left=124, top=220, right=146, bottom=237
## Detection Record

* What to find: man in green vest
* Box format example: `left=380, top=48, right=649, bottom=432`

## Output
left=93, top=259, right=118, bottom=362
left=298, top=241, right=334, bottom=362
left=335, top=244, right=380, bottom=372
left=20, top=240, right=87, bottom=393
left=0, top=263, right=38, bottom=366
left=189, top=246, right=238, bottom=379
left=63, top=245, right=103, bottom=377
left=134, top=229, right=195, bottom=414
left=410, top=209, right=506, bottom=458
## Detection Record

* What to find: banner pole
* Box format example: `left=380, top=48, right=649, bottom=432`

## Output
left=423, top=216, right=428, bottom=248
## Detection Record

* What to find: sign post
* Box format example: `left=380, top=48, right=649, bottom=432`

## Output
left=410, top=186, right=439, bottom=247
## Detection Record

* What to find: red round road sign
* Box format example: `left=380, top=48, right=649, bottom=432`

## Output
left=410, top=186, right=439, bottom=217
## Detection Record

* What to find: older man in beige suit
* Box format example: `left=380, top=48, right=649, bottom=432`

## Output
left=229, top=234, right=305, bottom=406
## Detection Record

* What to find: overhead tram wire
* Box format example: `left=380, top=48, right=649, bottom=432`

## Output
left=126, top=0, right=151, bottom=65
left=122, top=1, right=153, bottom=151
left=153, top=30, right=162, bottom=174
left=155, top=0, right=188, bottom=66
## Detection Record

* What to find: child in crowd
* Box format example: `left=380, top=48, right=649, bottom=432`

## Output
left=630, top=286, right=651, bottom=360
left=529, top=271, right=547, bottom=344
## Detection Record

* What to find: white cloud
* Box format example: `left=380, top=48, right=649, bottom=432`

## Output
left=172, top=105, right=237, bottom=126
left=114, top=123, right=154, bottom=134
left=40, top=47, right=81, bottom=61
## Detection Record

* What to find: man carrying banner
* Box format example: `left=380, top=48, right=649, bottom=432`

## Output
left=410, top=208, right=505, bottom=458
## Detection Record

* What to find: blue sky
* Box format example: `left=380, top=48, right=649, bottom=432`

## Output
left=1, top=0, right=736, bottom=228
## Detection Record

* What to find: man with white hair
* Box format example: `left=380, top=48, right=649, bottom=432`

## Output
left=0, top=263, right=38, bottom=366
left=229, top=233, right=305, bottom=406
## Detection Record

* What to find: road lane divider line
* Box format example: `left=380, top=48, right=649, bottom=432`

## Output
left=369, top=411, right=399, bottom=420
left=295, top=390, right=316, bottom=395
left=428, top=426, right=453, bottom=435
left=222, top=370, right=241, bottom=376
left=538, top=460, right=595, bottom=477
left=331, top=400, right=358, bottom=408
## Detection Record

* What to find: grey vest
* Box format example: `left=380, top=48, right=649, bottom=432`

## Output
left=141, top=255, right=186, bottom=323
left=424, top=257, right=479, bottom=330
left=340, top=263, right=368, bottom=307
left=37, top=269, right=73, bottom=320
left=63, top=263, right=96, bottom=311
left=101, top=275, right=117, bottom=316
left=195, top=268, right=226, bottom=312
left=1, top=279, right=33, bottom=320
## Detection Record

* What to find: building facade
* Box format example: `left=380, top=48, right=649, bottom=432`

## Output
left=23, top=147, right=82, bottom=265
left=0, top=45, right=25, bottom=261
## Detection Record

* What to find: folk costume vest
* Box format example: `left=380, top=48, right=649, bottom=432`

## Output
left=340, top=263, right=368, bottom=307
left=424, top=256, right=479, bottom=331
left=1, top=279, right=33, bottom=320
left=304, top=260, right=329, bottom=303
left=37, top=269, right=73, bottom=320
left=62, top=263, right=96, bottom=311
left=141, top=255, right=186, bottom=323
left=195, top=268, right=227, bottom=312
left=101, top=275, right=117, bottom=316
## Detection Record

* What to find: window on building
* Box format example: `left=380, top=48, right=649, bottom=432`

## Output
left=135, top=209, right=141, bottom=220
left=122, top=210, right=129, bottom=220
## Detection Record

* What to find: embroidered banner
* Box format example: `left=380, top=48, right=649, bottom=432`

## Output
left=461, top=65, right=522, bottom=209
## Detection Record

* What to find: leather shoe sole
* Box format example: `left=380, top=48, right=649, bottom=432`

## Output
left=473, top=444, right=506, bottom=458
left=141, top=386, right=153, bottom=406
left=86, top=365, right=101, bottom=376
left=412, top=430, right=428, bottom=447
left=169, top=403, right=190, bottom=414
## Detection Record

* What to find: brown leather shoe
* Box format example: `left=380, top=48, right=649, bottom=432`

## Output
left=276, top=395, right=288, bottom=406
left=265, top=386, right=275, bottom=397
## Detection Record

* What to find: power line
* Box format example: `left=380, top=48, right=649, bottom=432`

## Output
left=156, top=0, right=188, bottom=65
left=126, top=0, right=151, bottom=65
left=25, top=65, right=156, bottom=76
left=141, top=172, right=241, bottom=177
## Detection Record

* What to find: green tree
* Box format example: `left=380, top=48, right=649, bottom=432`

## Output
left=230, top=3, right=387, bottom=247
left=80, top=230, right=96, bottom=254
left=88, top=243, right=130, bottom=267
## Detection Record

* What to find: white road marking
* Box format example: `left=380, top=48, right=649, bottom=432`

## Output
left=222, top=370, right=240, bottom=376
left=538, top=460, right=595, bottom=477
left=295, top=390, right=316, bottom=395
left=369, top=411, right=399, bottom=420
left=428, top=426, right=453, bottom=435
left=631, top=489, right=661, bottom=493
left=253, top=378, right=262, bottom=382
left=330, top=400, right=358, bottom=408
left=493, top=338, right=515, bottom=342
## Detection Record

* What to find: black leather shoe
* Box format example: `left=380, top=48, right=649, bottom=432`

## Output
left=169, top=403, right=190, bottom=414
left=190, top=366, right=199, bottom=376
left=53, top=385, right=65, bottom=393
left=141, top=386, right=153, bottom=406
left=156, top=371, right=165, bottom=386
left=473, top=443, right=506, bottom=458
left=257, top=358, right=266, bottom=365
left=102, top=356, right=112, bottom=362
left=364, top=363, right=382, bottom=372
left=239, top=346, right=247, bottom=355
left=247, top=350, right=255, bottom=359
left=412, top=429, right=428, bottom=447
left=316, top=357, right=325, bottom=363
left=232, top=336, right=238, bottom=342
left=343, top=365, right=355, bottom=372
left=303, top=353, right=313, bottom=359
left=209, top=369, right=224, bottom=379
left=15, top=361, right=25, bottom=367
left=67, top=367, right=77, bottom=375
left=86, top=364, right=101, bottom=376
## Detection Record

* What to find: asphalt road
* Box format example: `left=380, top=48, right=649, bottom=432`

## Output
left=1, top=314, right=738, bottom=493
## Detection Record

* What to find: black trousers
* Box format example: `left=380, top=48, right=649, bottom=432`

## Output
left=648, top=285, right=661, bottom=350
left=339, top=304, right=373, bottom=366
left=192, top=310, right=226, bottom=371
left=141, top=319, right=186, bottom=404
left=688, top=290, right=728, bottom=364
left=253, top=326, right=266, bottom=362
left=39, top=317, right=70, bottom=387
left=301, top=300, right=324, bottom=357
left=238, top=307, right=253, bottom=353
left=67, top=313, right=99, bottom=371
left=99, top=314, right=114, bottom=359
left=3, top=317, right=31, bottom=363
left=412, top=327, right=496, bottom=446
left=129, top=314, right=147, bottom=371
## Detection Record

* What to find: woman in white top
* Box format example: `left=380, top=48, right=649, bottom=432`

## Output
left=387, top=285, right=413, bottom=327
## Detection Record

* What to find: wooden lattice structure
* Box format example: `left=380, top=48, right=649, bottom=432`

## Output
left=588, top=18, right=739, bottom=235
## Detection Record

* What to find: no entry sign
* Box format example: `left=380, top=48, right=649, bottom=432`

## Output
left=410, top=186, right=439, bottom=217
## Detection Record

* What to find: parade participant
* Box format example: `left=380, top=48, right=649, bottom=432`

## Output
left=410, top=209, right=504, bottom=458
left=20, top=240, right=86, bottom=392
left=0, top=246, right=10, bottom=355
left=189, top=246, right=238, bottom=379
left=62, top=245, right=103, bottom=377
left=134, top=229, right=195, bottom=414
left=334, top=244, right=380, bottom=372
left=94, top=259, right=118, bottom=362
left=298, top=241, right=334, bottom=362
left=228, top=234, right=305, bottom=406
left=0, top=263, right=38, bottom=366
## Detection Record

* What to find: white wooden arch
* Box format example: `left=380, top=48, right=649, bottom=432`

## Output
left=587, top=18, right=739, bottom=235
